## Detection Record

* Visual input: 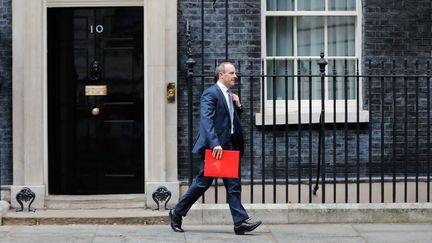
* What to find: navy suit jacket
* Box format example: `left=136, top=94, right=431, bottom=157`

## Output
left=192, top=84, right=244, bottom=157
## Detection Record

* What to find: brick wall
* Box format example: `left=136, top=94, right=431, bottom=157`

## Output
left=177, top=0, right=262, bottom=181
left=0, top=0, right=12, bottom=185
left=363, top=0, right=432, bottom=180
left=363, top=0, right=432, bottom=61
left=177, top=0, right=432, bottom=182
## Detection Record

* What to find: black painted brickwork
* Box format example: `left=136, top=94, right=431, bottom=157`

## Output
left=177, top=0, right=262, bottom=181
left=0, top=0, right=12, bottom=185
left=362, top=0, right=432, bottom=62
left=177, top=0, right=432, bottom=182
left=363, top=0, right=432, bottom=181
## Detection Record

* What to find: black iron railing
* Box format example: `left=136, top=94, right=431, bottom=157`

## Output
left=183, top=53, right=432, bottom=204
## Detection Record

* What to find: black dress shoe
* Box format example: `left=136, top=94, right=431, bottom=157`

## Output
left=234, top=218, right=262, bottom=235
left=169, top=209, right=184, bottom=232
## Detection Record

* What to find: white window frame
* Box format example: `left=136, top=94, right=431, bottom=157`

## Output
left=257, top=0, right=368, bottom=125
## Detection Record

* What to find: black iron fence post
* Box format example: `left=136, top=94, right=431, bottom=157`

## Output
left=186, top=20, right=196, bottom=185
left=314, top=53, right=327, bottom=201
left=320, top=53, right=328, bottom=203
left=428, top=60, right=431, bottom=203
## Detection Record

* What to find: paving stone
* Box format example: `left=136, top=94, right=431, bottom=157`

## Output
left=269, top=224, right=359, bottom=238
left=0, top=236, right=91, bottom=243
left=278, top=236, right=367, bottom=243
left=96, top=225, right=175, bottom=237
left=352, top=223, right=432, bottom=232
left=185, top=225, right=274, bottom=243
left=93, top=236, right=183, bottom=243
left=0, top=226, right=11, bottom=233
left=361, top=232, right=432, bottom=243
left=16, top=225, right=97, bottom=234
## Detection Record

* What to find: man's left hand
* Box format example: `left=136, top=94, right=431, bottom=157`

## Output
left=231, top=93, right=241, bottom=108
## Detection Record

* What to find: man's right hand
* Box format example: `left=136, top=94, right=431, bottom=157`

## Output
left=212, top=146, right=223, bottom=160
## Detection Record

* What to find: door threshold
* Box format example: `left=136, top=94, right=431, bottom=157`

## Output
left=47, top=194, right=146, bottom=201
left=45, top=194, right=146, bottom=209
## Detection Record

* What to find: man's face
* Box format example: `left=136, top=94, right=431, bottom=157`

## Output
left=219, top=64, right=237, bottom=89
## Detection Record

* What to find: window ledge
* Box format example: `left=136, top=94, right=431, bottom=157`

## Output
left=255, top=110, right=369, bottom=126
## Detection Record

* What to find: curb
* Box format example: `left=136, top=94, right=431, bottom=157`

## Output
left=2, top=216, right=168, bottom=225
left=2, top=203, right=432, bottom=225
left=183, top=203, right=432, bottom=225
left=1, top=208, right=168, bottom=226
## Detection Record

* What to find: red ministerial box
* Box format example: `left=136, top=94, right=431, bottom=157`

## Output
left=204, top=149, right=240, bottom=178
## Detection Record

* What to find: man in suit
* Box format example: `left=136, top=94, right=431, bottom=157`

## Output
left=170, top=62, right=262, bottom=235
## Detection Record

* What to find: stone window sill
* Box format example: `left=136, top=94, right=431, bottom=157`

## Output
left=255, top=110, right=369, bottom=126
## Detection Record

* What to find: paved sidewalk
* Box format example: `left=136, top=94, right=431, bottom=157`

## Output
left=0, top=223, right=432, bottom=243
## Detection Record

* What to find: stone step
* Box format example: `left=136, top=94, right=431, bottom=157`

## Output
left=2, top=208, right=169, bottom=225
left=45, top=194, right=146, bottom=209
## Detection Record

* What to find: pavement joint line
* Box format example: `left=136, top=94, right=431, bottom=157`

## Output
left=265, top=226, right=279, bottom=243
left=351, top=224, right=370, bottom=243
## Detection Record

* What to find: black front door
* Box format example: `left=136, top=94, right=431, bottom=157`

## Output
left=48, top=7, right=144, bottom=194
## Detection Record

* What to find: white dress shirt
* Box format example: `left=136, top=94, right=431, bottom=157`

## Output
left=216, top=81, right=234, bottom=134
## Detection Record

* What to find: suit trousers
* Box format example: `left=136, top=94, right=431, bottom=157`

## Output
left=174, top=160, right=249, bottom=225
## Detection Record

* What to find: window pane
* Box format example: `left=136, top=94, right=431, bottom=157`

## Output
left=329, top=0, right=356, bottom=11
left=267, top=0, right=294, bottom=11
left=266, top=17, right=294, bottom=56
left=298, top=0, right=325, bottom=10
left=328, top=60, right=356, bottom=100
left=299, top=60, right=321, bottom=100
left=328, top=17, right=355, bottom=56
left=297, top=17, right=324, bottom=56
left=266, top=60, right=294, bottom=100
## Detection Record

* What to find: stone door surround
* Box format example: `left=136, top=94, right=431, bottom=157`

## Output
left=11, top=0, right=179, bottom=209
